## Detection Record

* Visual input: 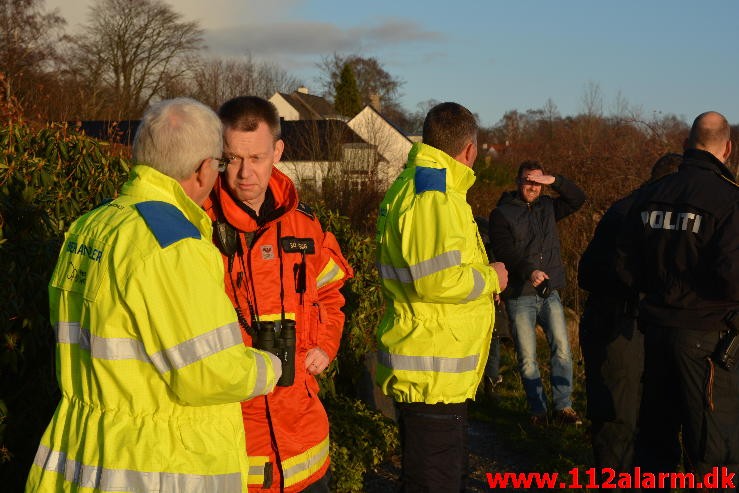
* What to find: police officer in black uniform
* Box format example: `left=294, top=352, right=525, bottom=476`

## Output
left=579, top=153, right=681, bottom=483
left=618, top=112, right=739, bottom=492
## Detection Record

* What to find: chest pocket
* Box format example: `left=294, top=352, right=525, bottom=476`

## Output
left=49, top=234, right=107, bottom=302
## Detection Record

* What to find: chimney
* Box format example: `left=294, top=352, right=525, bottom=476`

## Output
left=369, top=92, right=381, bottom=112
left=297, top=86, right=309, bottom=94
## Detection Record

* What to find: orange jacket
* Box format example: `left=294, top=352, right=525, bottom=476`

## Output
left=204, top=169, right=352, bottom=492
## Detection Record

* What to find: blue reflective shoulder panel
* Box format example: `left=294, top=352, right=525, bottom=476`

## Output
left=415, top=166, right=446, bottom=194
left=135, top=201, right=200, bottom=248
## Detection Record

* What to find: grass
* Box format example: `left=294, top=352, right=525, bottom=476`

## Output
left=469, top=334, right=595, bottom=491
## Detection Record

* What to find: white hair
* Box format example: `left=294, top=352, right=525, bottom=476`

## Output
left=132, top=98, right=223, bottom=180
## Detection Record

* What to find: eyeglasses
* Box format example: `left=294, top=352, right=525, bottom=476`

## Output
left=212, top=156, right=231, bottom=172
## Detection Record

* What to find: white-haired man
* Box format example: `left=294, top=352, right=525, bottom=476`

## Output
left=26, top=98, right=281, bottom=492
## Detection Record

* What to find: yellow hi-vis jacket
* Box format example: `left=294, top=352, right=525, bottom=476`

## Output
left=375, top=143, right=500, bottom=404
left=26, top=165, right=279, bottom=493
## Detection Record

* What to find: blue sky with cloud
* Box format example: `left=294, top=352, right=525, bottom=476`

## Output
left=47, top=0, right=739, bottom=126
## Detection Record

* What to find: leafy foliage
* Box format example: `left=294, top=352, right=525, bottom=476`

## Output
left=334, top=63, right=363, bottom=118
left=0, top=120, right=129, bottom=485
left=325, top=394, right=399, bottom=493
left=314, top=206, right=384, bottom=397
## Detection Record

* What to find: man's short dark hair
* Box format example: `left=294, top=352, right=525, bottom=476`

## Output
left=516, top=161, right=544, bottom=181
left=422, top=102, right=478, bottom=157
left=647, top=152, right=682, bottom=184
left=218, top=96, right=281, bottom=140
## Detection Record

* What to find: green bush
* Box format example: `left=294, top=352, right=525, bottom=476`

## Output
left=314, top=205, right=384, bottom=398
left=325, top=394, right=399, bottom=492
left=0, top=120, right=129, bottom=485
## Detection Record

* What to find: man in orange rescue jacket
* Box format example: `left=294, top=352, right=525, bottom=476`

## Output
left=204, top=96, right=353, bottom=492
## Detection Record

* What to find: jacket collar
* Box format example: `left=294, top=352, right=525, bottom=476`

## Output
left=209, top=167, right=298, bottom=232
left=682, top=148, right=737, bottom=182
left=121, top=165, right=212, bottom=237
left=407, top=142, right=476, bottom=192
left=498, top=189, right=535, bottom=208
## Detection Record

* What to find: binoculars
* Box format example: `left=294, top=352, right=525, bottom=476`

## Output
left=254, top=320, right=296, bottom=387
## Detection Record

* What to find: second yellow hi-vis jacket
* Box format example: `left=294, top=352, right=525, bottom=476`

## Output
left=25, top=165, right=279, bottom=493
left=375, top=143, right=500, bottom=404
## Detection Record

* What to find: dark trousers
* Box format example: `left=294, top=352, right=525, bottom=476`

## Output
left=300, top=471, right=330, bottom=492
left=636, top=325, right=739, bottom=493
left=397, top=401, right=468, bottom=493
left=580, top=297, right=643, bottom=478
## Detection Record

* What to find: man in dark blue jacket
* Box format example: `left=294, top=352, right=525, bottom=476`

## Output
left=489, top=162, right=585, bottom=425
left=618, top=112, right=739, bottom=492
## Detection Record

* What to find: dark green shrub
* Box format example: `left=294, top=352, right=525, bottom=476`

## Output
left=0, top=120, right=129, bottom=485
left=325, top=394, right=399, bottom=493
left=314, top=205, right=384, bottom=397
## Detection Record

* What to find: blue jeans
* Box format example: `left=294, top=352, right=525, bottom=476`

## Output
left=506, top=290, right=573, bottom=414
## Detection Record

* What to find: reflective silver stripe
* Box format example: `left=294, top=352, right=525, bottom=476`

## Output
left=56, top=321, right=243, bottom=374
left=378, top=262, right=412, bottom=283
left=56, top=322, right=89, bottom=348
left=316, top=262, right=340, bottom=288
left=56, top=322, right=148, bottom=362
left=463, top=268, right=485, bottom=303
left=282, top=438, right=330, bottom=485
left=33, top=444, right=242, bottom=492
left=150, top=322, right=243, bottom=374
left=377, top=350, right=479, bottom=373
left=379, top=250, right=461, bottom=283
left=245, top=352, right=269, bottom=399
left=248, top=464, right=265, bottom=477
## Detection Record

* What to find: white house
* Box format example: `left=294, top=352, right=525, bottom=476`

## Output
left=275, top=119, right=377, bottom=193
left=348, top=105, right=413, bottom=187
left=269, top=88, right=338, bottom=121
left=269, top=90, right=413, bottom=191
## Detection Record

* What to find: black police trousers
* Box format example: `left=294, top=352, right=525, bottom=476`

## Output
left=636, top=325, right=739, bottom=493
left=397, top=401, right=468, bottom=493
left=580, top=296, right=644, bottom=479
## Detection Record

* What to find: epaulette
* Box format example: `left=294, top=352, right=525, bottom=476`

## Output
left=718, top=173, right=739, bottom=189
left=296, top=201, right=315, bottom=219
left=135, top=201, right=200, bottom=248
left=415, top=166, right=446, bottom=194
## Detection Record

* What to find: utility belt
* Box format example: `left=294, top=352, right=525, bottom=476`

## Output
left=713, top=310, right=739, bottom=371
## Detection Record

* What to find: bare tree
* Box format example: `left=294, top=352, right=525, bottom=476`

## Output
left=69, top=0, right=204, bottom=119
left=0, top=0, right=67, bottom=116
left=581, top=81, right=604, bottom=118
left=316, top=54, right=403, bottom=109
left=177, top=54, right=302, bottom=109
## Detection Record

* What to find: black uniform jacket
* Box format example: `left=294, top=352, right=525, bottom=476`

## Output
left=617, top=149, right=739, bottom=331
left=489, top=175, right=586, bottom=299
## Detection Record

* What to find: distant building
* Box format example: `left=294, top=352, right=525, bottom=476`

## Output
left=269, top=88, right=339, bottom=121
left=277, top=119, right=377, bottom=192
left=347, top=105, right=413, bottom=187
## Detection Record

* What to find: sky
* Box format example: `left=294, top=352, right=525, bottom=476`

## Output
left=45, top=0, right=739, bottom=127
